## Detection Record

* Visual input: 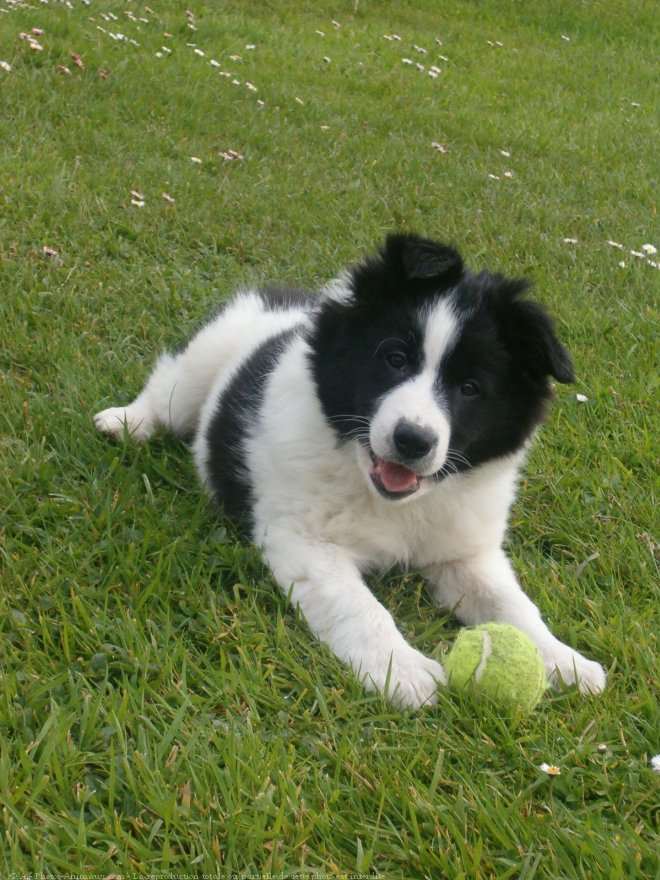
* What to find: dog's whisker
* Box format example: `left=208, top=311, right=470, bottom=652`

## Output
left=445, top=448, right=471, bottom=469
left=343, top=429, right=371, bottom=444
left=327, top=414, right=371, bottom=426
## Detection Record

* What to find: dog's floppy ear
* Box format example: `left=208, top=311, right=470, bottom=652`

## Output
left=350, top=234, right=464, bottom=307
left=384, top=233, right=464, bottom=284
left=494, top=279, right=575, bottom=383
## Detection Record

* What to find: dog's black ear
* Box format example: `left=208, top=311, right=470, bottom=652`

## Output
left=384, top=233, right=464, bottom=284
left=350, top=234, right=464, bottom=307
left=494, top=279, right=574, bottom=383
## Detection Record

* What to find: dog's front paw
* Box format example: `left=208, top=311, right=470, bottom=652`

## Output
left=544, top=645, right=607, bottom=694
left=363, top=646, right=446, bottom=710
left=94, top=405, right=153, bottom=441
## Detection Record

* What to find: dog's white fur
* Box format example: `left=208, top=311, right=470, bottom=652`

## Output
left=95, top=287, right=607, bottom=708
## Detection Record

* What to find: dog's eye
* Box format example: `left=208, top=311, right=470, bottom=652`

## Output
left=460, top=380, right=480, bottom=397
left=385, top=351, right=408, bottom=371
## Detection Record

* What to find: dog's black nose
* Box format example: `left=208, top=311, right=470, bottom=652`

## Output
left=393, top=421, right=437, bottom=460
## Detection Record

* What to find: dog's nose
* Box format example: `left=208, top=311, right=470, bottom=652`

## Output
left=393, top=420, right=438, bottom=460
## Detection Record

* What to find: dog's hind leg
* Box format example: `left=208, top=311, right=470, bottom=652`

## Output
left=94, top=303, right=246, bottom=441
left=95, top=290, right=308, bottom=442
left=94, top=349, right=195, bottom=440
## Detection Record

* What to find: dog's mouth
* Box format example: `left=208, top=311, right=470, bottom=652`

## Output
left=369, top=450, right=421, bottom=499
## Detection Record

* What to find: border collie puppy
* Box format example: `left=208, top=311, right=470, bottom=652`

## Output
left=94, top=234, right=606, bottom=708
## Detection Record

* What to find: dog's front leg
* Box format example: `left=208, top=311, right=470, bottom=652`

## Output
left=263, top=532, right=445, bottom=709
left=425, top=550, right=606, bottom=694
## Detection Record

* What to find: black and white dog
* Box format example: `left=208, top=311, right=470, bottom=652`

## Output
left=95, top=234, right=606, bottom=708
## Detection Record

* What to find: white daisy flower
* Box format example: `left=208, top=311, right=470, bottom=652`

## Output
left=539, top=763, right=561, bottom=776
left=641, top=244, right=657, bottom=255
left=650, top=755, right=660, bottom=773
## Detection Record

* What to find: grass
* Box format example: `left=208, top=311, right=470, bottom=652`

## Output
left=0, top=0, right=658, bottom=876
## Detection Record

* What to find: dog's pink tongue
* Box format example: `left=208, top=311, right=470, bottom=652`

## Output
left=372, top=458, right=419, bottom=493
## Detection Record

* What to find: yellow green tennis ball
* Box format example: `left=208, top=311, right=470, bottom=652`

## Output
left=445, top=623, right=548, bottom=712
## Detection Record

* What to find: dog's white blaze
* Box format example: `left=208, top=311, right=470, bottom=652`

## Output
left=368, top=370, right=451, bottom=476
left=421, top=295, right=459, bottom=372
left=368, top=297, right=459, bottom=476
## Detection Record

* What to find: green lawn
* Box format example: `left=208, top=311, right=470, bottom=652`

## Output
left=1, top=0, right=658, bottom=876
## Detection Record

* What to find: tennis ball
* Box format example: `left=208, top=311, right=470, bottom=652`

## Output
left=444, top=623, right=548, bottom=712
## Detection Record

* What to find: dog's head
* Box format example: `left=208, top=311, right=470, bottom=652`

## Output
left=309, top=234, right=574, bottom=501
